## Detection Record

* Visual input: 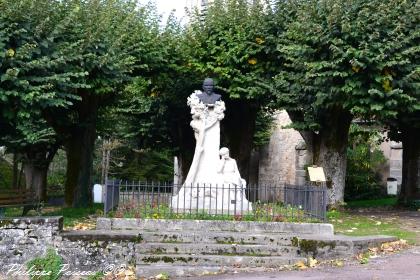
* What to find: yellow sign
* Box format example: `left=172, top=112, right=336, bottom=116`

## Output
left=307, top=166, right=326, bottom=182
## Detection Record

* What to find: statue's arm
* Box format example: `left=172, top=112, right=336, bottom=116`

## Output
left=217, top=159, right=225, bottom=173
left=233, top=160, right=243, bottom=185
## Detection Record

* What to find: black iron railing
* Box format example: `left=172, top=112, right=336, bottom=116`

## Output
left=104, top=180, right=327, bottom=221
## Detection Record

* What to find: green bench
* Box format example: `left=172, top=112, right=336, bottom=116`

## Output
left=0, top=189, right=40, bottom=217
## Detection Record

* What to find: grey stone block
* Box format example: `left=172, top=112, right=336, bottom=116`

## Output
left=96, top=218, right=111, bottom=230
left=137, top=254, right=306, bottom=268
left=101, top=218, right=334, bottom=236
left=135, top=242, right=298, bottom=256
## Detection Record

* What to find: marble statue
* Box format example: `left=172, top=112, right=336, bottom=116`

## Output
left=218, top=147, right=244, bottom=188
left=171, top=78, right=252, bottom=213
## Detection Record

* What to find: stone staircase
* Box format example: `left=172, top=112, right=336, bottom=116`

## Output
left=134, top=229, right=306, bottom=277
left=63, top=218, right=397, bottom=278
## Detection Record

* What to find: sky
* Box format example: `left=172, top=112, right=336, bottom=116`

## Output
left=143, top=0, right=189, bottom=21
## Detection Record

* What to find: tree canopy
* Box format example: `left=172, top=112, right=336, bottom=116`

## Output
left=0, top=0, right=418, bottom=207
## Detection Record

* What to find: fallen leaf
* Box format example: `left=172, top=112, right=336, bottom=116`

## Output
left=308, top=257, right=318, bottom=268
left=295, top=260, right=308, bottom=270
left=155, top=273, right=170, bottom=280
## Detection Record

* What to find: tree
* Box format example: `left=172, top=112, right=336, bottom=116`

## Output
left=41, top=0, right=164, bottom=207
left=1, top=0, right=163, bottom=206
left=273, top=0, right=418, bottom=205
left=0, top=0, right=84, bottom=199
left=184, top=0, right=279, bottom=181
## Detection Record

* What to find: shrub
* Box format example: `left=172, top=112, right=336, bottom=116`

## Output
left=26, top=248, right=63, bottom=280
left=345, top=125, right=387, bottom=201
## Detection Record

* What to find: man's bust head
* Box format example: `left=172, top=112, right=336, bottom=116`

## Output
left=197, top=78, right=221, bottom=105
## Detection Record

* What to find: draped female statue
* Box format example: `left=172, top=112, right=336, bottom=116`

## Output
left=171, top=78, right=251, bottom=212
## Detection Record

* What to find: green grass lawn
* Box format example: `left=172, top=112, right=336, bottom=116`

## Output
left=328, top=209, right=417, bottom=244
left=345, top=197, right=398, bottom=208
left=4, top=204, right=103, bottom=228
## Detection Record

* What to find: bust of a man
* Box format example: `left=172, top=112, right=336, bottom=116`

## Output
left=197, top=78, right=221, bottom=105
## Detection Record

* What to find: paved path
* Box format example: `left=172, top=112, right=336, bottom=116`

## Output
left=204, top=246, right=420, bottom=280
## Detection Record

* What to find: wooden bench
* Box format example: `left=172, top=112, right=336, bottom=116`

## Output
left=0, top=189, right=40, bottom=217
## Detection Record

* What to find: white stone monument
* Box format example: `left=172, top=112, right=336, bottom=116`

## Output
left=171, top=79, right=252, bottom=214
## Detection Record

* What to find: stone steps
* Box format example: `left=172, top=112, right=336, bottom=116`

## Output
left=139, top=230, right=295, bottom=245
left=62, top=229, right=296, bottom=245
left=97, top=218, right=334, bottom=236
left=89, top=218, right=398, bottom=278
left=135, top=242, right=299, bottom=256
left=136, top=253, right=305, bottom=268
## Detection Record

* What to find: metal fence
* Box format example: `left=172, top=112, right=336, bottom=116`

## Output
left=104, top=180, right=327, bottom=221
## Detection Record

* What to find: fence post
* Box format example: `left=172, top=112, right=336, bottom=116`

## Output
left=323, top=186, right=328, bottom=221
left=104, top=180, right=108, bottom=216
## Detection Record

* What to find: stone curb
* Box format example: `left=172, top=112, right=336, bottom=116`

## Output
left=97, top=218, right=334, bottom=236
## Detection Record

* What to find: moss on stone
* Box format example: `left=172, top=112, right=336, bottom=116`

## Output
left=0, top=219, right=13, bottom=227
left=142, top=256, right=193, bottom=264
left=291, top=236, right=299, bottom=247
left=297, top=239, right=337, bottom=257
left=135, top=234, right=143, bottom=243
left=153, top=247, right=166, bottom=254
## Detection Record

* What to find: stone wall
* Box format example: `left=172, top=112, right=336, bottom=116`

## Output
left=258, top=111, right=305, bottom=186
left=0, top=217, right=62, bottom=266
left=0, top=217, right=134, bottom=277
left=257, top=111, right=403, bottom=190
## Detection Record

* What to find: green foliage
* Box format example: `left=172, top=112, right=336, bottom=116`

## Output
left=111, top=202, right=315, bottom=223
left=187, top=0, right=277, bottom=102
left=26, top=248, right=63, bottom=280
left=253, top=109, right=276, bottom=147
left=111, top=149, right=174, bottom=182
left=47, top=150, right=66, bottom=189
left=274, top=0, right=419, bottom=129
left=0, top=0, right=80, bottom=151
left=0, top=157, right=13, bottom=189
left=345, top=125, right=387, bottom=201
left=85, top=272, right=104, bottom=280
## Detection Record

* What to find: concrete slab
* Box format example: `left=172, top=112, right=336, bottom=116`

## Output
left=97, top=218, right=334, bottom=236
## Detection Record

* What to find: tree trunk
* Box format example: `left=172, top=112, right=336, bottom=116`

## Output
left=12, top=153, right=18, bottom=188
left=400, top=126, right=420, bottom=203
left=22, top=147, right=57, bottom=201
left=64, top=108, right=98, bottom=207
left=23, top=162, right=48, bottom=200
left=290, top=108, right=352, bottom=207
left=313, top=110, right=352, bottom=206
